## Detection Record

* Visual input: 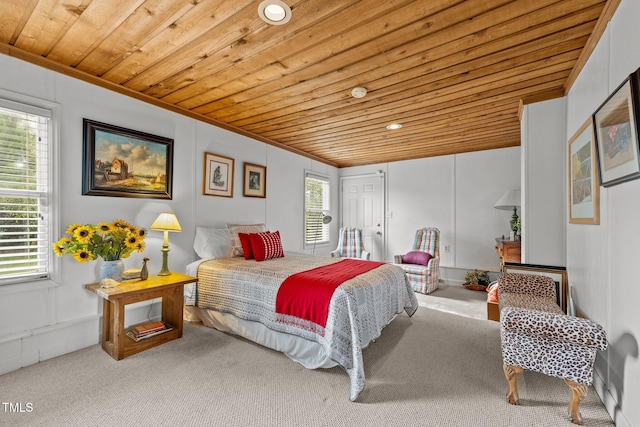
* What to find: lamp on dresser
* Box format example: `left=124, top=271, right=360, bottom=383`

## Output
left=150, top=212, right=182, bottom=276
left=494, top=189, right=521, bottom=239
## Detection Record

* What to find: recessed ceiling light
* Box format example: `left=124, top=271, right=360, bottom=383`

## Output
left=258, top=0, right=292, bottom=25
left=351, top=86, right=367, bottom=98
left=386, top=123, right=402, bottom=130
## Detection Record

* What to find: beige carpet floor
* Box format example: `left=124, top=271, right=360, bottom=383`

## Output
left=0, top=284, right=614, bottom=426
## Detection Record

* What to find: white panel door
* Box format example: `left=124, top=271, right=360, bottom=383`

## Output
left=341, top=174, right=384, bottom=260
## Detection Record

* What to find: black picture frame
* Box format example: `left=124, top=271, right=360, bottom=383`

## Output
left=592, top=70, right=640, bottom=187
left=82, top=119, right=173, bottom=199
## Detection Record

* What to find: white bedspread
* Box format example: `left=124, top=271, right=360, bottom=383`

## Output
left=191, top=252, right=418, bottom=401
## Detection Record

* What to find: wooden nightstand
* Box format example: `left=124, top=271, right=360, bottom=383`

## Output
left=495, top=238, right=521, bottom=265
left=85, top=272, right=197, bottom=360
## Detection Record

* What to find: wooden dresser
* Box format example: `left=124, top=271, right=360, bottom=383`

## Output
left=495, top=238, right=521, bottom=265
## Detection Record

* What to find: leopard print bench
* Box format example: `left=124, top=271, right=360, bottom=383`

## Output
left=498, top=273, right=607, bottom=425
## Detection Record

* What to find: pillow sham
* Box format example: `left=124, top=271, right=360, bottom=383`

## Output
left=193, top=227, right=232, bottom=260
left=248, top=231, right=284, bottom=262
left=403, top=251, right=432, bottom=266
left=227, top=223, right=266, bottom=257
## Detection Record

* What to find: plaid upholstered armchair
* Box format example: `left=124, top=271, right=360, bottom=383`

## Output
left=330, top=227, right=371, bottom=260
left=393, top=227, right=440, bottom=294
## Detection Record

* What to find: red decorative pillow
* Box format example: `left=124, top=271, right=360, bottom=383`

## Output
left=248, top=231, right=284, bottom=262
left=403, top=251, right=432, bottom=266
left=238, top=232, right=257, bottom=260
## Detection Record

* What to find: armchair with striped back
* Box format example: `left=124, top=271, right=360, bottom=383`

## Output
left=330, top=226, right=371, bottom=260
left=394, top=227, right=440, bottom=294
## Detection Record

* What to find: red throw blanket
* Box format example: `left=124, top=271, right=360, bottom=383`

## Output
left=275, top=259, right=385, bottom=331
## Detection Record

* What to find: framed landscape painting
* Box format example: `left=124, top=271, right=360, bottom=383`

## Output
left=82, top=119, right=173, bottom=199
left=203, top=152, right=234, bottom=197
left=592, top=72, right=640, bottom=187
left=568, top=118, right=599, bottom=224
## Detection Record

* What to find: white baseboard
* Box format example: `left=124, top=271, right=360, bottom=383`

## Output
left=0, top=301, right=161, bottom=376
left=593, top=367, right=630, bottom=427
left=0, top=315, right=99, bottom=375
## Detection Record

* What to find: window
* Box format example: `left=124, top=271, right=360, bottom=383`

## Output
left=0, top=99, right=52, bottom=285
left=304, top=172, right=330, bottom=247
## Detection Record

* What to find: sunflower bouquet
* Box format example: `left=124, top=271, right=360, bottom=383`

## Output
left=52, top=219, right=146, bottom=263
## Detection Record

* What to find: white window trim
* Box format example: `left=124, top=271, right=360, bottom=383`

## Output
left=0, top=89, right=61, bottom=287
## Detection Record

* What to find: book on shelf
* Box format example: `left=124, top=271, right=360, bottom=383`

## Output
left=127, top=321, right=173, bottom=342
left=122, top=268, right=141, bottom=280
left=132, top=321, right=165, bottom=336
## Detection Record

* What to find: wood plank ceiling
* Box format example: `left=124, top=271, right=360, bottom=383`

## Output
left=0, top=0, right=618, bottom=168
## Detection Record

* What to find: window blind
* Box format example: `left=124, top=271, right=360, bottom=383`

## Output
left=304, top=173, right=330, bottom=246
left=0, top=103, right=51, bottom=284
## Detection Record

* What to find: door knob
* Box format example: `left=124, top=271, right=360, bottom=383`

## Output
left=376, top=231, right=382, bottom=235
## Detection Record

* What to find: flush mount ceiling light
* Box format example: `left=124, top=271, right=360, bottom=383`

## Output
left=351, top=86, right=367, bottom=98
left=258, top=0, right=292, bottom=25
left=386, top=123, right=403, bottom=130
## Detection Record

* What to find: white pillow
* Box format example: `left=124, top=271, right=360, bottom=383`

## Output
left=193, top=227, right=232, bottom=260
left=226, top=223, right=266, bottom=257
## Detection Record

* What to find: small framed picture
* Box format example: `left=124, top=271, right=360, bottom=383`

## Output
left=592, top=71, right=640, bottom=187
left=243, top=163, right=266, bottom=198
left=568, top=118, right=599, bottom=224
left=203, top=152, right=234, bottom=197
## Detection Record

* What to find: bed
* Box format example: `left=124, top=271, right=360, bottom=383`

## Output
left=184, top=226, right=418, bottom=401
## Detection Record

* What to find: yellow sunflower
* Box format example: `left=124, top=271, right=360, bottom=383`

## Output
left=52, top=242, right=64, bottom=257
left=73, top=225, right=94, bottom=243
left=97, top=222, right=114, bottom=234
left=72, top=249, right=94, bottom=263
left=125, top=234, right=139, bottom=248
left=113, top=218, right=132, bottom=229
left=65, top=223, right=82, bottom=235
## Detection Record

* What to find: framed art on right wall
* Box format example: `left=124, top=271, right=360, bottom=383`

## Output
left=568, top=118, right=599, bottom=224
left=592, top=70, right=640, bottom=187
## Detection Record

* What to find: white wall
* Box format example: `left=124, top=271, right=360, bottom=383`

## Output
left=0, top=53, right=339, bottom=375
left=340, top=146, right=521, bottom=276
left=521, top=97, right=566, bottom=266
left=563, top=1, right=640, bottom=425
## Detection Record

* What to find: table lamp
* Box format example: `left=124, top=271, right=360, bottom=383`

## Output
left=494, top=189, right=521, bottom=238
left=150, top=212, right=182, bottom=276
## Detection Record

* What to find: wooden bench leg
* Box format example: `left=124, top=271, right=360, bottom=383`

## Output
left=503, top=364, right=523, bottom=405
left=565, top=379, right=587, bottom=425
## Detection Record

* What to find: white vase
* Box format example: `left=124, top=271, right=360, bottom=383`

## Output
left=101, top=259, right=125, bottom=281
